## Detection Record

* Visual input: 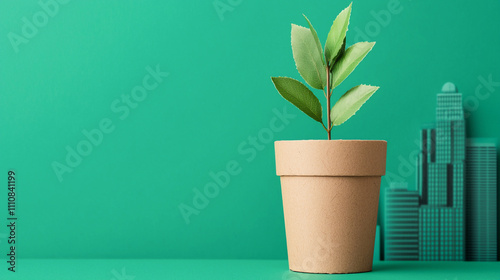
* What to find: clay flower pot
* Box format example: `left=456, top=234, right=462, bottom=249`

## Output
left=275, top=140, right=387, bottom=274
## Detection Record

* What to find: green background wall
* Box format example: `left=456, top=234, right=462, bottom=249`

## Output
left=0, top=0, right=499, bottom=259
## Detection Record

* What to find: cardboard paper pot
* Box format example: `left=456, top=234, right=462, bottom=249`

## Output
left=275, top=140, right=387, bottom=274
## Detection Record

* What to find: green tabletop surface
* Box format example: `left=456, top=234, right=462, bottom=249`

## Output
left=1, top=259, right=498, bottom=279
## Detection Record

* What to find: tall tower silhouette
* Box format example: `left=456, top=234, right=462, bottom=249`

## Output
left=384, top=183, right=419, bottom=260
left=466, top=139, right=498, bottom=261
left=384, top=82, right=498, bottom=261
left=417, top=82, right=465, bottom=260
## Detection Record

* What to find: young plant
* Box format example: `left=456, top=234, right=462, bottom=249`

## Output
left=271, top=3, right=379, bottom=140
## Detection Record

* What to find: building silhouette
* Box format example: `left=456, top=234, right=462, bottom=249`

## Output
left=374, top=225, right=381, bottom=261
left=417, top=82, right=465, bottom=260
left=384, top=82, right=499, bottom=261
left=384, top=183, right=419, bottom=260
left=465, top=139, right=498, bottom=261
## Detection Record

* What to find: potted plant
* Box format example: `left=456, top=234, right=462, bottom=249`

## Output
left=271, top=3, right=387, bottom=274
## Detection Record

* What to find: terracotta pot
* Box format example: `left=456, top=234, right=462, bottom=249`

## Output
left=275, top=140, right=387, bottom=274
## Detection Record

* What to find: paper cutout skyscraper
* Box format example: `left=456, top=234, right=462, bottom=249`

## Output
left=384, top=83, right=498, bottom=261
left=466, top=139, right=498, bottom=261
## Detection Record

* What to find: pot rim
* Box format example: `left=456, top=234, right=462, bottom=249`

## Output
left=275, top=139, right=387, bottom=143
left=275, top=139, right=387, bottom=176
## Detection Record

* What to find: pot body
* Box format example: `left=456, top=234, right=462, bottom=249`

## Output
left=275, top=140, right=387, bottom=274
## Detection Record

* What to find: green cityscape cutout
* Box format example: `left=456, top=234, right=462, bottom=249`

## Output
left=384, top=82, right=497, bottom=261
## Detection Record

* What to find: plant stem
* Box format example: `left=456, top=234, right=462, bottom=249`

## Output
left=326, top=65, right=331, bottom=140
left=321, top=122, right=328, bottom=132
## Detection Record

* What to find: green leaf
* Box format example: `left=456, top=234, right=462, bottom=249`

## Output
left=332, top=37, right=346, bottom=65
left=325, top=3, right=352, bottom=65
left=331, top=41, right=375, bottom=88
left=291, top=24, right=326, bottom=90
left=330, top=84, right=379, bottom=126
left=271, top=77, right=323, bottom=123
left=303, top=14, right=324, bottom=64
